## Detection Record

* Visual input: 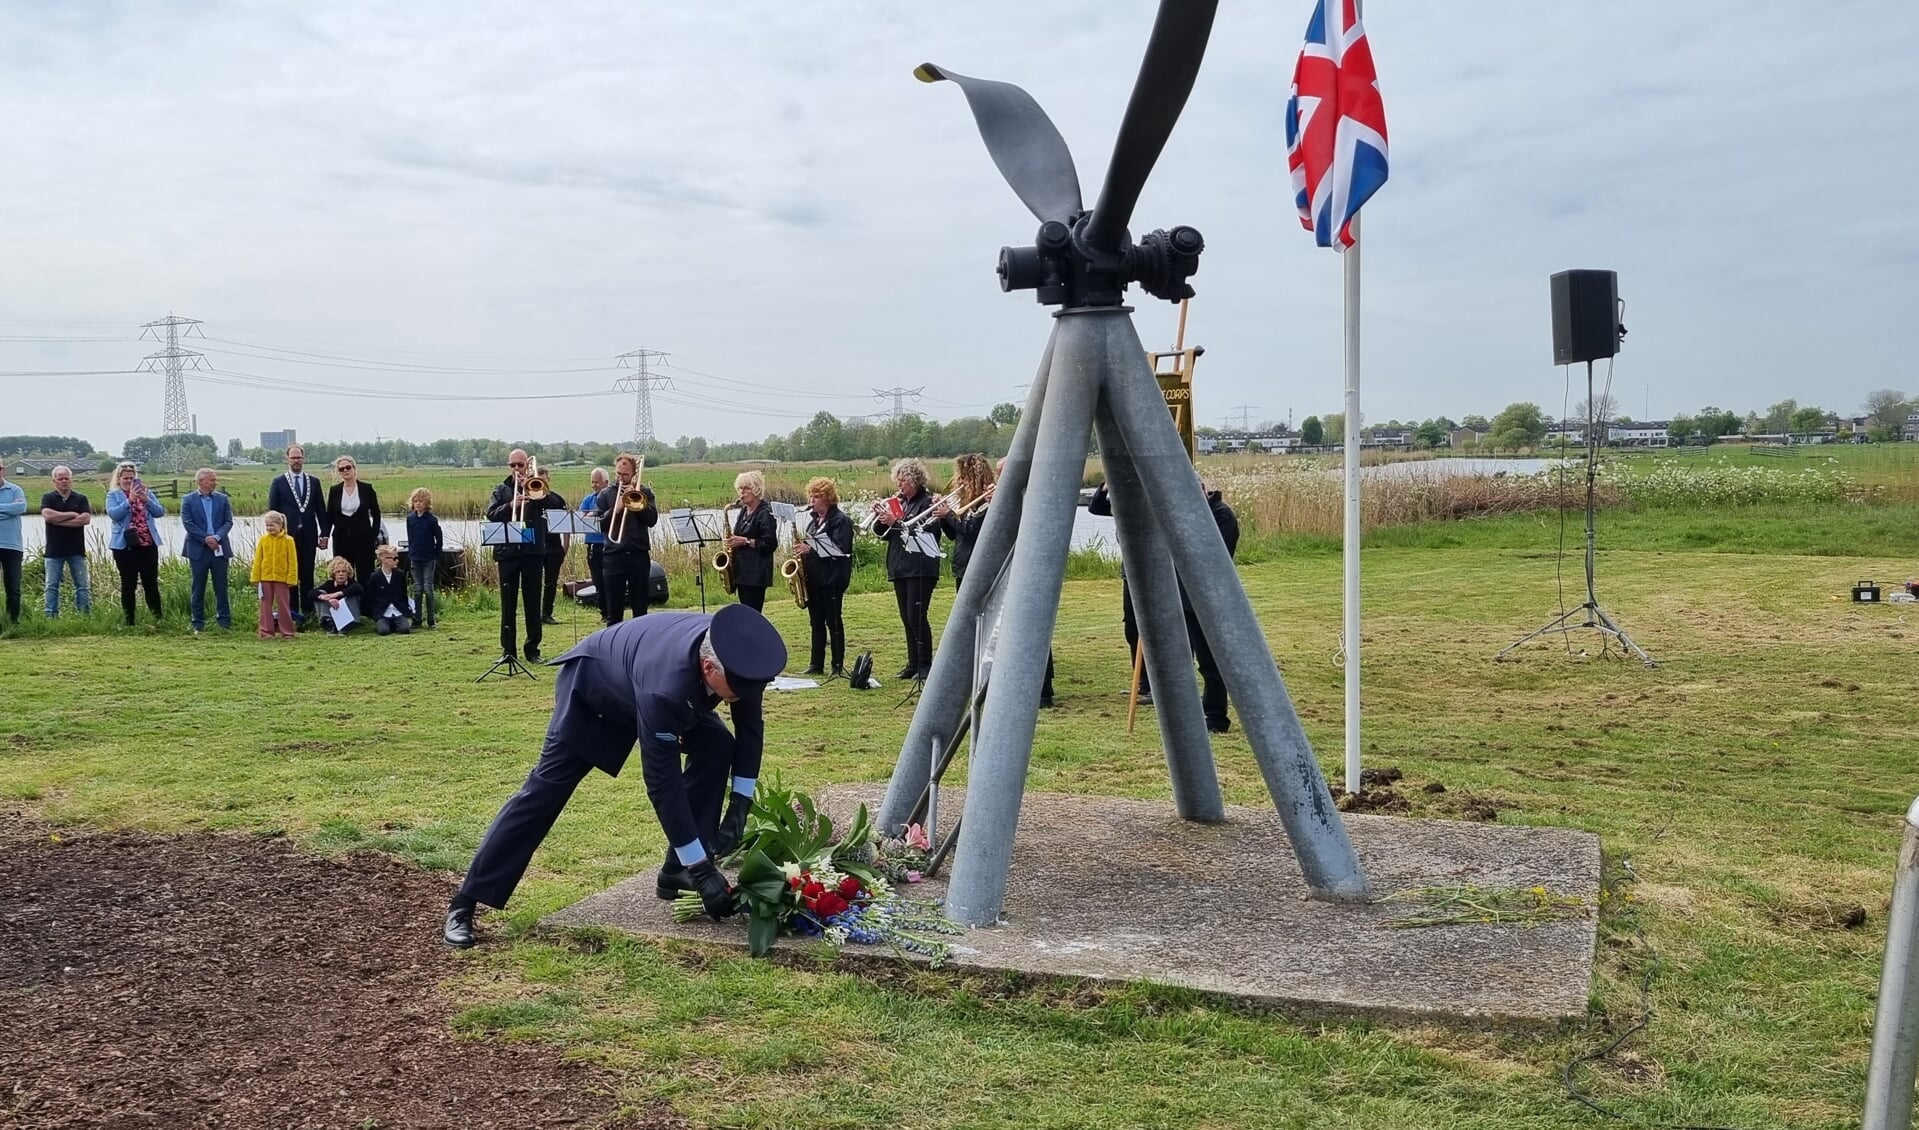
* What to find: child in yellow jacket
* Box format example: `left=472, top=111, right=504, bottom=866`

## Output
left=251, top=510, right=300, bottom=639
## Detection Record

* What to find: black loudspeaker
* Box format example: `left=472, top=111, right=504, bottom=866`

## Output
left=1550, top=269, right=1621, bottom=366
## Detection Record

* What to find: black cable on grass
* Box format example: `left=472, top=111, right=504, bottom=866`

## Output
left=1560, top=858, right=1744, bottom=1130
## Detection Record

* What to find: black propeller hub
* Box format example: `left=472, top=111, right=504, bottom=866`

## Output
left=998, top=215, right=1203, bottom=308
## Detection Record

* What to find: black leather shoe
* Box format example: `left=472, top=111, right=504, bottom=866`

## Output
left=541, top=614, right=562, bottom=625
left=1137, top=690, right=1154, bottom=706
left=830, top=666, right=846, bottom=678
left=801, top=665, right=825, bottom=676
left=657, top=864, right=696, bottom=900
left=895, top=664, right=918, bottom=680
left=524, top=648, right=542, bottom=663
left=443, top=906, right=477, bottom=949
left=1039, top=694, right=1055, bottom=708
left=1206, top=715, right=1231, bottom=734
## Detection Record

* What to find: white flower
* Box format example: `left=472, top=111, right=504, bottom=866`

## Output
left=778, top=861, right=802, bottom=881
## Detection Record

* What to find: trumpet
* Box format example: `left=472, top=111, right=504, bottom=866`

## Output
left=900, top=488, right=989, bottom=536
left=859, top=494, right=901, bottom=535
left=782, top=516, right=808, bottom=609
left=606, top=457, right=650, bottom=542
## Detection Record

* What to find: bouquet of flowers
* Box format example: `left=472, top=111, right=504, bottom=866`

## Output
left=672, top=780, right=962, bottom=961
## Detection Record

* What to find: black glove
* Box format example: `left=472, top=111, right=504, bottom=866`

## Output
left=687, top=858, right=736, bottom=920
left=714, top=791, right=753, bottom=858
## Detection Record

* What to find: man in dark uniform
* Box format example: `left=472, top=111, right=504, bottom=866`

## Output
left=444, top=604, right=786, bottom=947
left=1089, top=478, right=1239, bottom=730
left=485, top=449, right=563, bottom=664
left=596, top=452, right=659, bottom=623
left=266, top=444, right=329, bottom=628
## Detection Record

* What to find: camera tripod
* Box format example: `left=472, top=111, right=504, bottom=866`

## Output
left=1499, top=359, right=1655, bottom=667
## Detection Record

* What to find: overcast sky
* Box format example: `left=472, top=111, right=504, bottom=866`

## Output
left=4, top=1, right=1916, bottom=455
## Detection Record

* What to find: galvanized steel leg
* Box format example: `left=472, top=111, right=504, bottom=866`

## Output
left=878, top=329, right=1054, bottom=832
left=944, top=313, right=1102, bottom=925
left=1103, top=319, right=1370, bottom=900
left=1864, top=798, right=1919, bottom=1130
left=1093, top=394, right=1223, bottom=822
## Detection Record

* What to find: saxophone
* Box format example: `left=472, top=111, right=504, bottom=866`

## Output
left=782, top=515, right=809, bottom=609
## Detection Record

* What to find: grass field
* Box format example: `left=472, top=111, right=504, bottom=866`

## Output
left=6, top=453, right=1919, bottom=1127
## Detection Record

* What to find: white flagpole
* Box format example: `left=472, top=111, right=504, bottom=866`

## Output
left=1342, top=217, right=1362, bottom=796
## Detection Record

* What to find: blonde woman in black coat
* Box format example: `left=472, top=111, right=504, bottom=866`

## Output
left=723, top=470, right=778, bottom=612
left=325, top=456, right=382, bottom=587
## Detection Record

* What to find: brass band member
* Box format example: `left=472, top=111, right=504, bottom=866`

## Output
left=722, top=470, right=778, bottom=613
left=596, top=454, right=658, bottom=622
left=870, top=457, right=941, bottom=680
left=485, top=448, right=564, bottom=664
left=793, top=476, right=855, bottom=676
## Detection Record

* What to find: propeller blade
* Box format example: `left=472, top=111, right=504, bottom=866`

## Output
left=1082, top=0, right=1220, bottom=253
left=916, top=63, right=1082, bottom=224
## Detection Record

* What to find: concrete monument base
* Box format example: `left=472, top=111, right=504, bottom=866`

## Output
left=542, top=785, right=1600, bottom=1025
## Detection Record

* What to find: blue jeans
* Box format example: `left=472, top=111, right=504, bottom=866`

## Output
left=189, top=553, right=231, bottom=629
left=43, top=555, right=91, bottom=617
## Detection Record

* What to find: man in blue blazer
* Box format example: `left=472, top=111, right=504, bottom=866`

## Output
left=445, top=605, right=787, bottom=948
left=180, top=467, right=235, bottom=632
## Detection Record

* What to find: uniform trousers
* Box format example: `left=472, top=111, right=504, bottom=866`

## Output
left=458, top=702, right=736, bottom=910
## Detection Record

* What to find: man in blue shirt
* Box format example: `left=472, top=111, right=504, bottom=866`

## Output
left=0, top=457, right=26, bottom=626
left=581, top=467, right=609, bottom=623
left=445, top=605, right=786, bottom=948
left=180, top=467, right=235, bottom=632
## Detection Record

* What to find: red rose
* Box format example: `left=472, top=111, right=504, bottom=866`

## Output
left=837, top=876, right=862, bottom=899
left=802, top=880, right=825, bottom=900
left=788, top=876, right=803, bottom=890
left=813, top=892, right=849, bottom=919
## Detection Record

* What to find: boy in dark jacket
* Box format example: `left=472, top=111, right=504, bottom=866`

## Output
left=364, top=545, right=413, bottom=636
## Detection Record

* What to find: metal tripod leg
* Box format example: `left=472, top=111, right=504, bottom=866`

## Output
left=1497, top=602, right=1657, bottom=667
left=878, top=329, right=1056, bottom=832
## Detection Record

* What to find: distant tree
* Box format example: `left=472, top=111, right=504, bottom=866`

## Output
left=227, top=438, right=243, bottom=457
left=1489, top=402, right=1548, bottom=451
left=1414, top=419, right=1448, bottom=449
left=989, top=402, right=1021, bottom=428
left=1863, top=389, right=1913, bottom=440
left=1460, top=414, right=1491, bottom=431
left=1322, top=412, right=1344, bottom=444
left=1788, top=405, right=1828, bottom=434
left=1300, top=416, right=1324, bottom=446
left=1763, top=398, right=1798, bottom=434
left=1574, top=393, right=1619, bottom=425
left=688, top=436, right=708, bottom=461
left=1694, top=407, right=1742, bottom=439
left=1667, top=414, right=1698, bottom=442
left=0, top=434, right=94, bottom=457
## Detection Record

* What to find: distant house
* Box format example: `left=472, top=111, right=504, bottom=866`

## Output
left=1448, top=427, right=1486, bottom=449
left=1545, top=422, right=1588, bottom=445
left=9, top=457, right=75, bottom=474
left=1904, top=413, right=1919, bottom=442
left=1247, top=432, right=1298, bottom=453
left=1360, top=428, right=1413, bottom=449
left=1607, top=421, right=1671, bottom=448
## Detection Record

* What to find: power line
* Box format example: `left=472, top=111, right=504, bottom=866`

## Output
left=194, top=366, right=617, bottom=402
left=198, top=337, right=609, bottom=375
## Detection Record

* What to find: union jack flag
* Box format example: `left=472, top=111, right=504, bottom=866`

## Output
left=1285, top=0, right=1389, bottom=251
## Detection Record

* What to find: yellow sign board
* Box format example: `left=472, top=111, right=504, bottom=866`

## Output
left=1150, top=347, right=1200, bottom=463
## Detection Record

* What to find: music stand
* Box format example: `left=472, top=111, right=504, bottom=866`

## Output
left=547, top=510, right=594, bottom=647
left=477, top=521, right=537, bottom=681
left=670, top=507, right=724, bottom=613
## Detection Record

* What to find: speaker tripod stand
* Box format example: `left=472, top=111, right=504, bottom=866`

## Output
left=1499, top=359, right=1655, bottom=667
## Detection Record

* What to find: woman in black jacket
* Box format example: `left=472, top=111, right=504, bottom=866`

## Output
left=792, top=476, right=855, bottom=676
left=324, top=456, right=382, bottom=589
left=946, top=454, right=1054, bottom=706
left=868, top=457, right=941, bottom=680
left=723, top=470, right=779, bottom=612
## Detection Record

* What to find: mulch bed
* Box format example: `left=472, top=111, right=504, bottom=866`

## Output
left=0, top=812, right=681, bottom=1129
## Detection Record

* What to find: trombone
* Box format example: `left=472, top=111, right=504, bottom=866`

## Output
left=781, top=515, right=809, bottom=609
left=512, top=456, right=549, bottom=524
left=606, top=455, right=650, bottom=543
